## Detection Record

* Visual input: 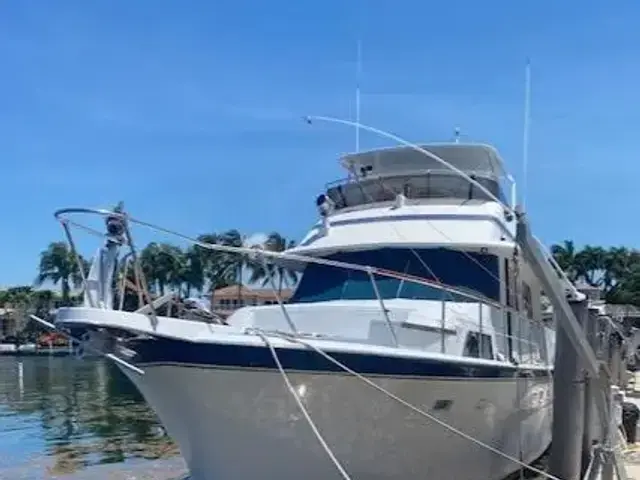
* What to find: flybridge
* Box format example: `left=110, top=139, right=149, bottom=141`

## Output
left=324, top=143, right=515, bottom=211
left=340, top=143, right=509, bottom=179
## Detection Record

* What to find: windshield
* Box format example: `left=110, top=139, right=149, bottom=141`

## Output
left=290, top=247, right=500, bottom=303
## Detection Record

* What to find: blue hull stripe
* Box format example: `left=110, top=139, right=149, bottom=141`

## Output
left=127, top=338, right=550, bottom=379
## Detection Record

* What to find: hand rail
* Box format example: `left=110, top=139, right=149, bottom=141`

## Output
left=53, top=206, right=547, bottom=362
left=53, top=207, right=520, bottom=314
left=258, top=253, right=298, bottom=334
left=122, top=219, right=157, bottom=325
left=478, top=303, right=484, bottom=358
left=440, top=300, right=446, bottom=353
left=117, top=253, right=133, bottom=311
left=366, top=268, right=398, bottom=347
left=60, top=221, right=90, bottom=304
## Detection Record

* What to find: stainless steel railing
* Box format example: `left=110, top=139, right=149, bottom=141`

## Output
left=54, top=205, right=546, bottom=362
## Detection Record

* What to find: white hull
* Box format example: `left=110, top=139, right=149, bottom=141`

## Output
left=122, top=363, right=552, bottom=480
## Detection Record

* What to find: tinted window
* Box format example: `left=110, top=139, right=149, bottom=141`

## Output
left=291, top=248, right=500, bottom=303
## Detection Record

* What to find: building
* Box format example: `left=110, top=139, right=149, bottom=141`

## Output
left=210, top=284, right=294, bottom=318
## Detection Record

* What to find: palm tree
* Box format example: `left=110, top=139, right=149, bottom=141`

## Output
left=31, top=289, right=56, bottom=316
left=0, top=290, right=10, bottom=308
left=139, top=243, right=161, bottom=294
left=2, top=286, right=34, bottom=333
left=608, top=264, right=640, bottom=306
left=604, top=247, right=633, bottom=292
left=139, top=243, right=185, bottom=296
left=218, top=230, right=249, bottom=304
left=35, top=242, right=86, bottom=305
left=182, top=246, right=205, bottom=297
left=160, top=244, right=186, bottom=295
left=195, top=233, right=233, bottom=301
left=574, top=245, right=607, bottom=287
left=250, top=232, right=298, bottom=294
left=113, top=258, right=142, bottom=311
left=550, top=240, right=580, bottom=281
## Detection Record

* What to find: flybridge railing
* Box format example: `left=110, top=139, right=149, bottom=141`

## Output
left=324, top=170, right=512, bottom=209
left=54, top=206, right=542, bottom=362
left=325, top=168, right=512, bottom=189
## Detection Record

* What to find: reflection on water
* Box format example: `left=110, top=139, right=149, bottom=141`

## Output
left=0, top=356, right=185, bottom=478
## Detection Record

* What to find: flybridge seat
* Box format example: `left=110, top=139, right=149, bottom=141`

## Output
left=326, top=143, right=511, bottom=209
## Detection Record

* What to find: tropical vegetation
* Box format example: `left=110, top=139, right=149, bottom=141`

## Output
left=3, top=237, right=640, bottom=342
left=0, top=230, right=299, bottom=317
left=549, top=241, right=640, bottom=306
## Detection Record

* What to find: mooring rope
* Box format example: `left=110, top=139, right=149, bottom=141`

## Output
left=258, top=329, right=560, bottom=480
left=254, top=330, right=352, bottom=480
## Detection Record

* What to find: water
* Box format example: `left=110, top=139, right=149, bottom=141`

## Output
left=0, top=355, right=188, bottom=479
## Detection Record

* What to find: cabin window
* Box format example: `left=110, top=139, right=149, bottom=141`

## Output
left=509, top=314, right=551, bottom=366
left=326, top=173, right=509, bottom=209
left=463, top=332, right=493, bottom=360
left=503, top=259, right=514, bottom=361
left=522, top=282, right=533, bottom=319
left=523, top=317, right=533, bottom=364
left=513, top=315, right=532, bottom=364
left=529, top=321, right=547, bottom=365
left=491, top=310, right=510, bottom=361
left=290, top=247, right=500, bottom=303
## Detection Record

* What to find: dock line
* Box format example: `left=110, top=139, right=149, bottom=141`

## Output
left=258, top=329, right=559, bottom=480
left=29, top=315, right=145, bottom=376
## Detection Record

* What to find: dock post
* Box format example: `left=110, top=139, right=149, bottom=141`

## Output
left=601, top=327, right=625, bottom=480
left=549, top=299, right=588, bottom=480
left=581, top=308, right=599, bottom=477
left=609, top=327, right=624, bottom=389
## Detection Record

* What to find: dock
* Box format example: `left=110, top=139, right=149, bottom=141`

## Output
left=620, top=395, right=640, bottom=479
left=0, top=343, right=74, bottom=357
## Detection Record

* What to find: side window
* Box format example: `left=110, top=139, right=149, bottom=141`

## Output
left=530, top=322, right=546, bottom=365
left=463, top=332, right=494, bottom=360
left=480, top=333, right=494, bottom=360
left=522, top=282, right=533, bottom=319
left=517, top=316, right=532, bottom=364
left=463, top=333, right=479, bottom=358
left=510, top=316, right=520, bottom=363
left=491, top=309, right=509, bottom=361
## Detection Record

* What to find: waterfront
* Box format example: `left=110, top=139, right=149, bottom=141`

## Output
left=0, top=355, right=187, bottom=479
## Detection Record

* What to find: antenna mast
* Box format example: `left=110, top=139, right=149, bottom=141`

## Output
left=355, top=38, right=362, bottom=152
left=522, top=59, right=532, bottom=209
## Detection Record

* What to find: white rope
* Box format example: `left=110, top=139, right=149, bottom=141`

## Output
left=254, top=330, right=352, bottom=480
left=264, top=330, right=559, bottom=480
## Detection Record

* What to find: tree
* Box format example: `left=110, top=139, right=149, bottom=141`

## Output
left=607, top=265, right=640, bottom=306
left=31, top=289, right=56, bottom=316
left=550, top=240, right=640, bottom=307
left=574, top=245, right=607, bottom=287
left=249, top=232, right=299, bottom=294
left=182, top=246, right=205, bottom=297
left=195, top=234, right=233, bottom=298
left=113, top=258, right=142, bottom=311
left=551, top=240, right=580, bottom=282
left=139, top=243, right=185, bottom=296
left=218, top=230, right=249, bottom=304
left=35, top=242, right=87, bottom=305
left=604, top=247, right=634, bottom=292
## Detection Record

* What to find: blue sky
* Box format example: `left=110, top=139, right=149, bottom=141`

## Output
left=1, top=1, right=639, bottom=287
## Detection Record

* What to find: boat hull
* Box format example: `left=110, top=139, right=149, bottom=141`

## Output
left=121, top=361, right=552, bottom=480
